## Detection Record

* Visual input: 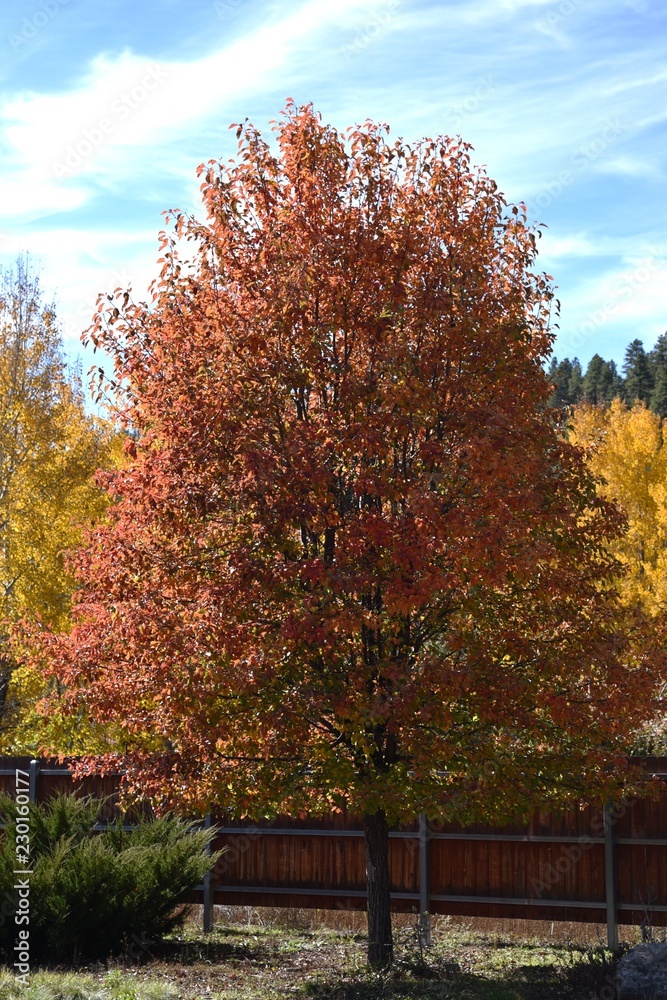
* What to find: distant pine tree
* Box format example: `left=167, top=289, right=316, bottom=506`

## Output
left=624, top=338, right=653, bottom=404
left=649, top=332, right=667, bottom=418
left=600, top=359, right=624, bottom=404
left=567, top=358, right=584, bottom=404
left=583, top=355, right=624, bottom=405
left=548, top=332, right=667, bottom=412
left=582, top=355, right=604, bottom=404
left=548, top=357, right=573, bottom=406
left=547, top=357, right=585, bottom=407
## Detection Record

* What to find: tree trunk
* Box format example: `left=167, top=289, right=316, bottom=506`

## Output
left=362, top=809, right=393, bottom=968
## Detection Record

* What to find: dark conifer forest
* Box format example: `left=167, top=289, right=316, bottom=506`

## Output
left=548, top=332, right=667, bottom=414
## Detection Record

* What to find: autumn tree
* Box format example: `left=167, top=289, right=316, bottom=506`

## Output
left=568, top=400, right=667, bottom=751
left=569, top=399, right=667, bottom=614
left=34, top=105, right=666, bottom=968
left=0, top=258, right=116, bottom=750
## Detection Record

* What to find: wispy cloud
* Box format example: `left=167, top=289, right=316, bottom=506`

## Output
left=0, top=0, right=665, bottom=368
left=0, top=0, right=393, bottom=220
left=594, top=155, right=665, bottom=180
left=538, top=232, right=601, bottom=261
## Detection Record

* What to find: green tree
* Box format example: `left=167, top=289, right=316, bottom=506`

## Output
left=567, top=357, right=584, bottom=403
left=547, top=357, right=573, bottom=406
left=624, top=338, right=653, bottom=404
left=583, top=354, right=624, bottom=405
left=649, top=332, right=667, bottom=418
left=547, top=357, right=583, bottom=407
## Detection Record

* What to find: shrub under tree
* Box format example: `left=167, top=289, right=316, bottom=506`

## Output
left=0, top=793, right=220, bottom=962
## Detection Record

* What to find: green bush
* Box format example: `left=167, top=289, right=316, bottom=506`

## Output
left=0, top=793, right=221, bottom=963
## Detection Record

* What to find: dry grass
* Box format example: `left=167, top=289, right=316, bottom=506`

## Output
left=1, top=906, right=649, bottom=999
left=198, top=903, right=650, bottom=946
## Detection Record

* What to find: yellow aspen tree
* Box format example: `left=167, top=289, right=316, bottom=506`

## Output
left=0, top=257, right=117, bottom=751
left=569, top=400, right=667, bottom=751
left=569, top=399, right=667, bottom=612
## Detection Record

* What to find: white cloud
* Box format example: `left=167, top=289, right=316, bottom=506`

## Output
left=554, top=250, right=667, bottom=359
left=1, top=0, right=664, bottom=382
left=0, top=0, right=393, bottom=221
left=603, top=68, right=667, bottom=97
left=0, top=0, right=411, bottom=362
left=594, top=155, right=664, bottom=180
left=537, top=232, right=600, bottom=260
left=8, top=226, right=159, bottom=353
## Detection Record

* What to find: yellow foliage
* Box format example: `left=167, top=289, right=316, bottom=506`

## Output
left=569, top=398, right=667, bottom=612
left=0, top=258, right=119, bottom=752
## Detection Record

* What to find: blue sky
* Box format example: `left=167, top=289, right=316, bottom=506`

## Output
left=1, top=0, right=665, bottom=380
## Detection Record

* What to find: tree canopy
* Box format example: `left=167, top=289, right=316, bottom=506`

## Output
left=30, top=104, right=667, bottom=967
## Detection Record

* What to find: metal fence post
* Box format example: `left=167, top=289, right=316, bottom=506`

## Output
left=28, top=759, right=40, bottom=803
left=203, top=812, right=214, bottom=934
left=419, top=813, right=431, bottom=948
left=604, top=803, right=618, bottom=949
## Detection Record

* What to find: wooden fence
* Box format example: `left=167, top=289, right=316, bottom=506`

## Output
left=3, top=756, right=667, bottom=948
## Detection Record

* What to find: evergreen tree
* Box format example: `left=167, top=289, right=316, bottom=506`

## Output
left=649, top=332, right=667, bottom=418
left=582, top=355, right=604, bottom=404
left=547, top=357, right=584, bottom=407
left=547, top=357, right=573, bottom=406
left=624, top=338, right=653, bottom=404
left=601, top=360, right=625, bottom=405
left=583, top=355, right=624, bottom=405
left=567, top=358, right=584, bottom=403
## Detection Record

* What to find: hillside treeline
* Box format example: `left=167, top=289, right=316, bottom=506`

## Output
left=549, top=334, right=667, bottom=413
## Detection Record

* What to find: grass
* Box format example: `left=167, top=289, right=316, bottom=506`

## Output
left=0, top=907, right=649, bottom=999
left=0, top=969, right=178, bottom=1000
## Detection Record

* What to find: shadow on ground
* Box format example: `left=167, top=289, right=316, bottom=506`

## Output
left=300, top=950, right=621, bottom=1000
